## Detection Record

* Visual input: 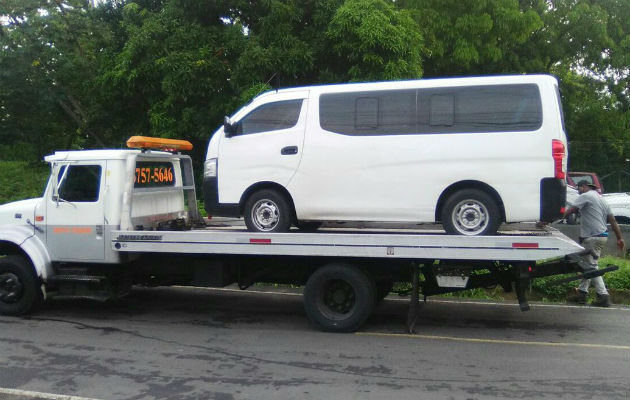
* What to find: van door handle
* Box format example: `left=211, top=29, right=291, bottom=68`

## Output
left=281, top=146, right=298, bottom=155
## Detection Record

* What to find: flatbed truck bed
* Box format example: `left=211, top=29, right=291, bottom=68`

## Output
left=112, top=223, right=582, bottom=262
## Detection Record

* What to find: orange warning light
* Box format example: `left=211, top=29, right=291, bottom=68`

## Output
left=126, top=136, right=193, bottom=151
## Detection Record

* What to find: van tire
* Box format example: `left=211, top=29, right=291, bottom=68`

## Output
left=244, top=189, right=292, bottom=233
left=303, top=263, right=375, bottom=332
left=442, top=189, right=501, bottom=236
left=0, top=255, right=42, bottom=316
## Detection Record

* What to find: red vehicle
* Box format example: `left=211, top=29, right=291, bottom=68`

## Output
left=567, top=172, right=604, bottom=193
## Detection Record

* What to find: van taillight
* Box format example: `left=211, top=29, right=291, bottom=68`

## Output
left=552, top=140, right=566, bottom=179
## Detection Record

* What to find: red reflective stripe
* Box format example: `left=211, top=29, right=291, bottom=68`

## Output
left=250, top=238, right=271, bottom=244
left=512, top=242, right=539, bottom=248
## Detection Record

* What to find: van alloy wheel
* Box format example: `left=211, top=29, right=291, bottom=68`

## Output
left=244, top=189, right=293, bottom=233
left=452, top=199, right=489, bottom=235
left=441, top=189, right=501, bottom=236
left=251, top=199, right=280, bottom=232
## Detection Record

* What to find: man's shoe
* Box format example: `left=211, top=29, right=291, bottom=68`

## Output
left=591, top=293, right=611, bottom=308
left=567, top=289, right=588, bottom=304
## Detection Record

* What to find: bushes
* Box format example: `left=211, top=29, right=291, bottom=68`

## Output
left=601, top=256, right=630, bottom=290
left=392, top=257, right=630, bottom=304
left=0, top=161, right=50, bottom=205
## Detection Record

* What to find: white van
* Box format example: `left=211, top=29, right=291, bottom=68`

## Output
left=203, top=75, right=567, bottom=235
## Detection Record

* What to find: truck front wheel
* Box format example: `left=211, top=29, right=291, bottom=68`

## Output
left=303, top=263, right=375, bottom=332
left=0, top=255, right=42, bottom=316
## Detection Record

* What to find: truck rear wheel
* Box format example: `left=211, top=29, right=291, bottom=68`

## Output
left=303, top=263, right=375, bottom=332
left=0, top=255, right=42, bottom=316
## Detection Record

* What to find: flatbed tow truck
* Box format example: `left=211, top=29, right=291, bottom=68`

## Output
left=0, top=137, right=608, bottom=332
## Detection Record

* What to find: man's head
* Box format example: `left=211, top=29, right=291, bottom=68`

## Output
left=577, top=180, right=597, bottom=194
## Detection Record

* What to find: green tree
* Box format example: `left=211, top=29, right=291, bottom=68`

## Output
left=325, top=0, right=424, bottom=81
left=401, top=0, right=542, bottom=76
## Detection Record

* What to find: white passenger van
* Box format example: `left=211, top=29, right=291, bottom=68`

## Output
left=203, top=75, right=567, bottom=235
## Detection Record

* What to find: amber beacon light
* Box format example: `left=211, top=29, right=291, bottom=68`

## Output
left=126, top=136, right=193, bottom=151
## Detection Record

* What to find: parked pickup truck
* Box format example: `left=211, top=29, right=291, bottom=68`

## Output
left=566, top=181, right=629, bottom=225
left=567, top=171, right=604, bottom=193
left=0, top=137, right=601, bottom=332
left=604, top=192, right=630, bottom=224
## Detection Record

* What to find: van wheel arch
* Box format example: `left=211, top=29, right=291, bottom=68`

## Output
left=436, top=181, right=505, bottom=223
left=239, top=182, right=296, bottom=216
left=240, top=183, right=297, bottom=232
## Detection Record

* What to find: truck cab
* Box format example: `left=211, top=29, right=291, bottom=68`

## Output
left=0, top=137, right=200, bottom=314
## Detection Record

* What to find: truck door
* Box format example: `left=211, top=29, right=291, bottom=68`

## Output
left=217, top=91, right=308, bottom=204
left=46, top=161, right=106, bottom=262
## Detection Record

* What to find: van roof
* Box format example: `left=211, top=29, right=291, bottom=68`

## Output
left=256, top=74, right=558, bottom=99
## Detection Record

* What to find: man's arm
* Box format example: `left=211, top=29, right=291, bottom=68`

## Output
left=564, top=206, right=579, bottom=218
left=607, top=214, right=626, bottom=252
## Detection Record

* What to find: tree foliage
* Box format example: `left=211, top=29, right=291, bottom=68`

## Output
left=1, top=0, right=628, bottom=191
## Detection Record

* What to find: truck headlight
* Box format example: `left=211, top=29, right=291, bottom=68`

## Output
left=204, top=158, right=217, bottom=178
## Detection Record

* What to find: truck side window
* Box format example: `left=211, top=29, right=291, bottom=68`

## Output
left=237, top=100, right=303, bottom=135
left=57, top=165, right=102, bottom=202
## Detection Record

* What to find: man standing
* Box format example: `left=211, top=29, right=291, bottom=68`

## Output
left=565, top=180, right=625, bottom=307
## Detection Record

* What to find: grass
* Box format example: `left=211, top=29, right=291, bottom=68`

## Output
left=391, top=257, right=629, bottom=304
left=0, top=161, right=50, bottom=205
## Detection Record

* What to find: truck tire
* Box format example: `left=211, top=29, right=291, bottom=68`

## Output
left=303, top=263, right=375, bottom=332
left=442, top=189, right=501, bottom=236
left=0, top=255, right=42, bottom=316
left=244, top=189, right=292, bottom=233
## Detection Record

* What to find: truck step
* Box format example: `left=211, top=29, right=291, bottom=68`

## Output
left=49, top=275, right=107, bottom=284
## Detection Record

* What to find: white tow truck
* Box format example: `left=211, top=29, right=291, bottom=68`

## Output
left=0, top=137, right=605, bottom=332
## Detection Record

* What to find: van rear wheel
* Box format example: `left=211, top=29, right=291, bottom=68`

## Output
left=244, top=189, right=292, bottom=233
left=442, top=189, right=501, bottom=236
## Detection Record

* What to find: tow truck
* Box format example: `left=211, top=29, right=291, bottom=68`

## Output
left=0, top=137, right=606, bottom=332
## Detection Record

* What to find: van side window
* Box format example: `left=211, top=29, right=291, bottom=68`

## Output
left=320, top=84, right=541, bottom=136
left=237, top=100, right=303, bottom=135
left=57, top=165, right=102, bottom=202
left=430, top=95, right=455, bottom=126
left=419, top=84, right=542, bottom=133
left=355, top=97, right=379, bottom=129
left=320, top=89, right=417, bottom=135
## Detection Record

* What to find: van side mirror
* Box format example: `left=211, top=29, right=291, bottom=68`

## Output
left=224, top=116, right=237, bottom=138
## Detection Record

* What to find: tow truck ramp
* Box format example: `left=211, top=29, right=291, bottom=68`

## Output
left=112, top=226, right=582, bottom=261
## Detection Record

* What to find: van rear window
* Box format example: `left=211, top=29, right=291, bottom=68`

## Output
left=319, top=84, right=542, bottom=135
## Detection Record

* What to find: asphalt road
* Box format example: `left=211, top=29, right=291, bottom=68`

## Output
left=1, top=286, right=629, bottom=400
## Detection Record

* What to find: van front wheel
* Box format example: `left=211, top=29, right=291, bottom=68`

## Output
left=442, top=189, right=501, bottom=236
left=244, top=189, right=292, bottom=233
